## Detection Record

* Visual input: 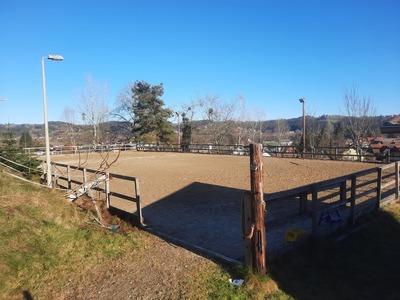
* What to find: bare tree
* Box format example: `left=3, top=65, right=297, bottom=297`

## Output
left=275, top=118, right=289, bottom=145
left=61, top=106, right=77, bottom=146
left=79, top=75, right=109, bottom=145
left=342, top=85, right=377, bottom=148
left=236, top=93, right=246, bottom=145
left=197, top=93, right=236, bottom=145
left=254, top=109, right=266, bottom=143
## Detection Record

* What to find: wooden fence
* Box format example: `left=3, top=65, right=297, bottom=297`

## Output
left=25, top=143, right=400, bottom=163
left=46, top=159, right=399, bottom=238
left=49, top=161, right=143, bottom=226
left=265, top=161, right=399, bottom=238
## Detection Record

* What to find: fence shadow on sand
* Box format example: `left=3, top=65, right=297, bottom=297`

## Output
left=140, top=182, right=299, bottom=264
left=141, top=182, right=245, bottom=263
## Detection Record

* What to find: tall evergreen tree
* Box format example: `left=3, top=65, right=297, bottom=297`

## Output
left=181, top=112, right=192, bottom=152
left=19, top=131, right=34, bottom=148
left=132, top=81, right=174, bottom=143
left=0, top=128, right=40, bottom=179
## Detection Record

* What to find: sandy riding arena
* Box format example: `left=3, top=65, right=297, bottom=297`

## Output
left=53, top=151, right=377, bottom=261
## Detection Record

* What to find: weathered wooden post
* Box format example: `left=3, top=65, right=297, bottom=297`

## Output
left=105, top=172, right=110, bottom=209
left=395, top=162, right=399, bottom=200
left=377, top=167, right=382, bottom=210
left=349, top=175, right=357, bottom=225
left=248, top=143, right=267, bottom=275
left=67, top=165, right=72, bottom=190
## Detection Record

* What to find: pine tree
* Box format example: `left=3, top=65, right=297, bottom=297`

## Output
left=181, top=113, right=192, bottom=152
left=19, top=131, right=34, bottom=148
left=132, top=81, right=174, bottom=143
left=0, top=128, right=40, bottom=179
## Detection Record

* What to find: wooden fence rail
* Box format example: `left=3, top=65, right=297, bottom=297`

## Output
left=48, top=161, right=143, bottom=226
left=26, top=143, right=400, bottom=163
left=264, top=162, right=399, bottom=238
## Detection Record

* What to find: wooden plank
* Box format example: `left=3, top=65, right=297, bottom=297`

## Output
left=318, top=199, right=348, bottom=213
left=108, top=191, right=136, bottom=202
left=356, top=188, right=376, bottom=200
left=380, top=162, right=396, bottom=170
left=52, top=162, right=139, bottom=182
left=265, top=167, right=378, bottom=203
left=381, top=179, right=396, bottom=190
left=109, top=173, right=138, bottom=182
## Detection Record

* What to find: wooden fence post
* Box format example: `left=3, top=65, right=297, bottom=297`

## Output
left=377, top=167, right=382, bottom=210
left=340, top=181, right=346, bottom=203
left=83, top=168, right=87, bottom=185
left=311, top=186, right=318, bottom=237
left=249, top=143, right=267, bottom=275
left=105, top=172, right=110, bottom=209
left=135, top=178, right=143, bottom=225
left=67, top=165, right=71, bottom=189
left=395, top=162, right=399, bottom=200
left=299, top=191, right=308, bottom=214
left=349, top=175, right=356, bottom=225
left=51, top=163, right=55, bottom=187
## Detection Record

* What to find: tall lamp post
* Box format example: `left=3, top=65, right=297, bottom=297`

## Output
left=299, top=98, right=306, bottom=157
left=175, top=107, right=191, bottom=145
left=42, top=54, right=63, bottom=188
left=175, top=111, right=181, bottom=145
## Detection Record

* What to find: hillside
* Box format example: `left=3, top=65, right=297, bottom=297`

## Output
left=1, top=167, right=400, bottom=298
left=0, top=172, right=281, bottom=299
left=0, top=114, right=396, bottom=147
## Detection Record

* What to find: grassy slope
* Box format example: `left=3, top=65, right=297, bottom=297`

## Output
left=0, top=173, right=283, bottom=299
left=1, top=172, right=399, bottom=299
left=0, top=173, right=143, bottom=298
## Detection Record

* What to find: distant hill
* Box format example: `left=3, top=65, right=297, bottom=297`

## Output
left=0, top=115, right=397, bottom=146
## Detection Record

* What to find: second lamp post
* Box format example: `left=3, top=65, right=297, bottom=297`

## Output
left=41, top=54, right=64, bottom=188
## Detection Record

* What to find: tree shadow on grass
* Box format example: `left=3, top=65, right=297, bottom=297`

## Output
left=271, top=203, right=400, bottom=300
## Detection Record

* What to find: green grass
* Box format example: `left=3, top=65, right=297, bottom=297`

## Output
left=0, top=174, right=142, bottom=298
left=1, top=172, right=399, bottom=299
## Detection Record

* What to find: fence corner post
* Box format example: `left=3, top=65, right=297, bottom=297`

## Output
left=377, top=167, right=382, bottom=210
left=249, top=143, right=267, bottom=275
left=349, top=175, right=356, bottom=225
left=311, top=186, right=318, bottom=238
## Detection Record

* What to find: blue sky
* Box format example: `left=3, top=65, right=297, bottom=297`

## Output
left=0, top=0, right=399, bottom=124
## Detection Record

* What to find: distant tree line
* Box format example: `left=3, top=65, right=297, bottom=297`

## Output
left=0, top=128, right=40, bottom=179
left=0, top=81, right=395, bottom=151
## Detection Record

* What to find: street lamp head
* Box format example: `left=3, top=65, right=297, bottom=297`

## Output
left=299, top=98, right=305, bottom=103
left=48, top=54, right=64, bottom=61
